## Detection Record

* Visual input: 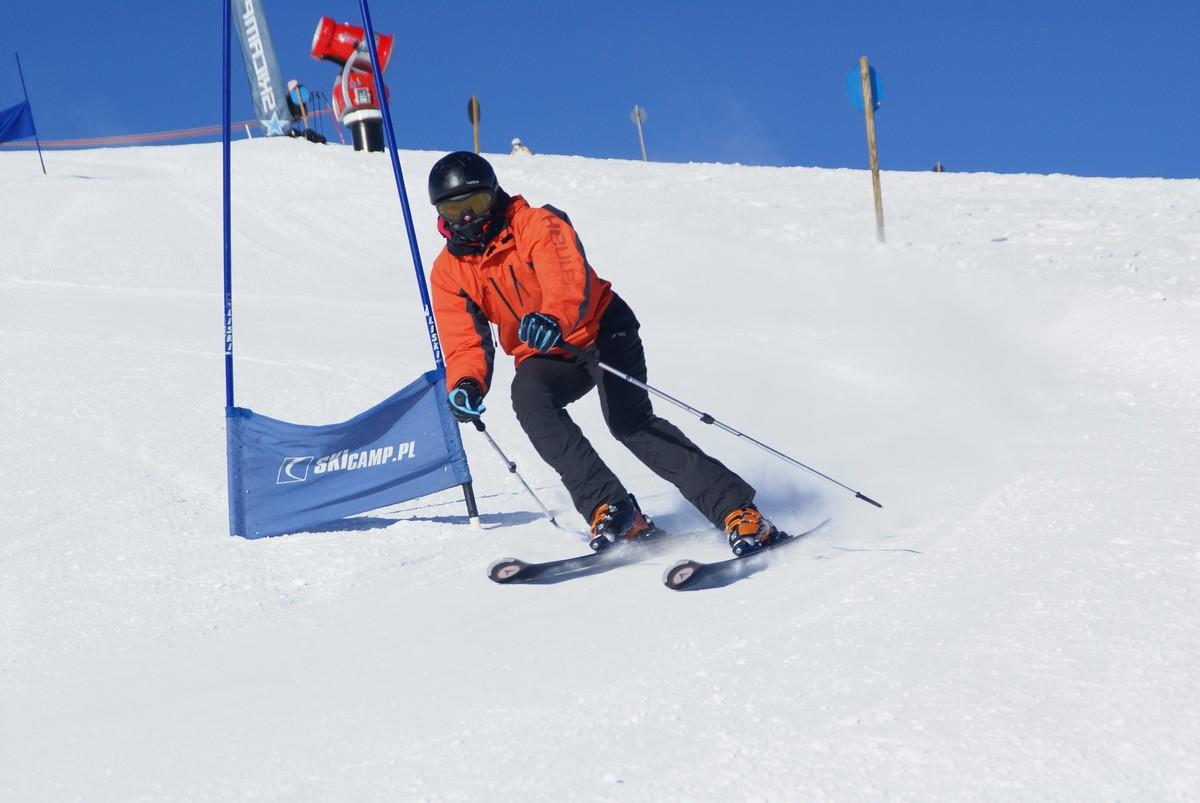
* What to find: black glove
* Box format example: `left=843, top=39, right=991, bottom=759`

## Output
left=518, top=312, right=563, bottom=353
left=447, top=379, right=486, bottom=423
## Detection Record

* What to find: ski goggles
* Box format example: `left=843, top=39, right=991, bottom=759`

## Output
left=436, top=190, right=494, bottom=223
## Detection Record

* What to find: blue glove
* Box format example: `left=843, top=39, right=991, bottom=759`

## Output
left=518, top=312, right=562, bottom=353
left=447, top=379, right=486, bottom=423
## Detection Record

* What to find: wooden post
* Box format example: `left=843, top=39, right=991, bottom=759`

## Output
left=859, top=56, right=885, bottom=243
left=468, top=95, right=481, bottom=155
left=631, top=105, right=648, bottom=161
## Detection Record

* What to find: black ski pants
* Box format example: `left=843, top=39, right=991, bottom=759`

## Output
left=510, top=294, right=755, bottom=528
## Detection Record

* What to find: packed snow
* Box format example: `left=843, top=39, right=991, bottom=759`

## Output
left=1, top=140, right=1198, bottom=801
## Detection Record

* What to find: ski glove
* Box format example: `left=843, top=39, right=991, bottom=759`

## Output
left=518, top=312, right=563, bottom=353
left=447, top=378, right=486, bottom=423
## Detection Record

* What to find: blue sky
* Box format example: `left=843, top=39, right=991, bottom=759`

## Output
left=4, top=0, right=1198, bottom=177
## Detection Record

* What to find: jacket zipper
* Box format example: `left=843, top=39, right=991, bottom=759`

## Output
left=488, top=277, right=521, bottom=322
left=509, top=265, right=525, bottom=305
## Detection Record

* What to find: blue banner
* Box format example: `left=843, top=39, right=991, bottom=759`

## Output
left=226, top=369, right=472, bottom=538
left=231, top=0, right=291, bottom=135
left=0, top=101, right=35, bottom=143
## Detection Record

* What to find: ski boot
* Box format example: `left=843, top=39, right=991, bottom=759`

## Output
left=723, top=505, right=779, bottom=556
left=588, top=495, right=653, bottom=552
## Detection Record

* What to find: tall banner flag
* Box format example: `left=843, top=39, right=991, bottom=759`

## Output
left=0, top=101, right=35, bottom=143
left=226, top=371, right=473, bottom=538
left=231, top=0, right=290, bottom=136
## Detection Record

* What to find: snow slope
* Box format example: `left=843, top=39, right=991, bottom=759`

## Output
left=2, top=140, right=1198, bottom=801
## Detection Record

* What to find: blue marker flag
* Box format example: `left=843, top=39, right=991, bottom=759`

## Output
left=0, top=101, right=36, bottom=143
left=289, top=84, right=310, bottom=107
left=226, top=369, right=472, bottom=538
left=845, top=65, right=883, bottom=113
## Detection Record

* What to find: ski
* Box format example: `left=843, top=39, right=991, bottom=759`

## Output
left=488, top=528, right=674, bottom=584
left=662, top=518, right=832, bottom=591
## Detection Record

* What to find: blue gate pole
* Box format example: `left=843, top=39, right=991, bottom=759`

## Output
left=14, top=53, right=46, bottom=176
left=356, top=0, right=479, bottom=526
left=355, top=0, right=442, bottom=370
left=222, top=0, right=246, bottom=536
left=221, top=0, right=234, bottom=408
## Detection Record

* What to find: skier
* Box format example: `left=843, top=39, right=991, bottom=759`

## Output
left=510, top=137, right=533, bottom=155
left=427, top=151, right=780, bottom=554
left=285, top=80, right=308, bottom=136
left=285, top=80, right=326, bottom=144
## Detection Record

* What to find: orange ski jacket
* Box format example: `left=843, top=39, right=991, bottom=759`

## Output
left=430, top=195, right=614, bottom=394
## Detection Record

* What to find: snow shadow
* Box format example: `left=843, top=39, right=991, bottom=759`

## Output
left=404, top=510, right=548, bottom=529
left=262, top=509, right=548, bottom=537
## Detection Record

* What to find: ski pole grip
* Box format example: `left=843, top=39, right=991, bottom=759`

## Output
left=472, top=420, right=486, bottom=432
left=856, top=492, right=883, bottom=508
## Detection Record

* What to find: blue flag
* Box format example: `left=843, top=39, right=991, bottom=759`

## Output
left=0, top=101, right=35, bottom=143
left=844, top=65, right=883, bottom=113
left=226, top=369, right=472, bottom=538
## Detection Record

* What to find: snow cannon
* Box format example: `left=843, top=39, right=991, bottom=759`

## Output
left=330, top=71, right=388, bottom=151
left=311, top=16, right=395, bottom=153
left=311, top=18, right=394, bottom=70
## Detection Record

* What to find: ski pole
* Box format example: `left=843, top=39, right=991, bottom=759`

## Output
left=471, top=420, right=560, bottom=527
left=560, top=342, right=883, bottom=508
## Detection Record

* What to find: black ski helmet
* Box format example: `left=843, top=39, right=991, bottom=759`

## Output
left=428, top=151, right=498, bottom=205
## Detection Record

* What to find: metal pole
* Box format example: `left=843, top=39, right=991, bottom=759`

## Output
left=357, top=0, right=480, bottom=525
left=221, top=2, right=234, bottom=408
left=356, top=0, right=443, bottom=370
left=473, top=421, right=559, bottom=527
left=562, top=343, right=882, bottom=508
left=14, top=54, right=46, bottom=175
left=222, top=0, right=244, bottom=537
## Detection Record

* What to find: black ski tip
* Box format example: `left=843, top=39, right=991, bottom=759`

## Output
left=856, top=492, right=883, bottom=508
left=663, top=559, right=703, bottom=591
left=488, top=557, right=528, bottom=583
